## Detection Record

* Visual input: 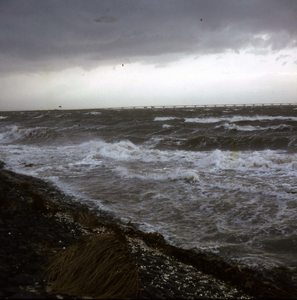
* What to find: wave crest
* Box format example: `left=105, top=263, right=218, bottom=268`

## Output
left=0, top=125, right=57, bottom=143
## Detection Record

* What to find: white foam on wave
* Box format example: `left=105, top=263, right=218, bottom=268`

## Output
left=84, top=111, right=101, bottom=115
left=95, top=140, right=144, bottom=161
left=4, top=138, right=294, bottom=181
left=271, top=124, right=293, bottom=130
left=194, top=149, right=224, bottom=168
left=185, top=117, right=220, bottom=123
left=90, top=140, right=205, bottom=167
left=193, top=149, right=297, bottom=174
left=1, top=138, right=296, bottom=209
left=114, top=165, right=200, bottom=183
left=75, top=141, right=297, bottom=200
left=78, top=140, right=297, bottom=177
left=216, top=123, right=293, bottom=131
left=216, top=123, right=264, bottom=131
left=162, top=124, right=173, bottom=128
left=90, top=140, right=189, bottom=164
left=0, top=125, right=53, bottom=143
left=185, top=115, right=297, bottom=123
left=33, top=114, right=44, bottom=119
left=154, top=117, right=179, bottom=121
left=0, top=116, right=8, bottom=119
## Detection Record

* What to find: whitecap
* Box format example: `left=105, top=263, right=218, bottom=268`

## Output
left=113, top=165, right=200, bottom=183
left=0, top=125, right=53, bottom=143
left=185, top=115, right=297, bottom=124
left=84, top=111, right=102, bottom=115
left=215, top=123, right=264, bottom=131
left=154, top=117, right=179, bottom=121
left=162, top=124, right=173, bottom=128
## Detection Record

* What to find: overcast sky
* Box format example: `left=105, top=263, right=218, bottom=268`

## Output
left=1, top=0, right=297, bottom=111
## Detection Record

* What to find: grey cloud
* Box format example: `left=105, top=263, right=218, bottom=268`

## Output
left=246, top=49, right=271, bottom=56
left=282, top=61, right=288, bottom=65
left=95, top=16, right=118, bottom=23
left=276, top=54, right=291, bottom=61
left=1, top=0, right=297, bottom=74
left=294, top=60, right=297, bottom=64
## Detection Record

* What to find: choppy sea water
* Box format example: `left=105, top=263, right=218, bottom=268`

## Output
left=1, top=105, right=297, bottom=271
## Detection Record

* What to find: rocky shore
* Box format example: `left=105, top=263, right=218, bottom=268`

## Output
left=0, top=162, right=297, bottom=299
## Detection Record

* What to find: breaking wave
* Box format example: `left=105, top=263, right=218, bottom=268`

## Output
left=215, top=123, right=293, bottom=132
left=0, top=125, right=58, bottom=143
left=154, top=117, right=180, bottom=121
left=184, top=115, right=297, bottom=123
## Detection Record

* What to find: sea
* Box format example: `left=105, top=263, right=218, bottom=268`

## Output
left=1, top=105, right=297, bottom=272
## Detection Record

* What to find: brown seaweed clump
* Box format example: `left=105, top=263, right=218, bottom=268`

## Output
left=45, top=233, right=140, bottom=298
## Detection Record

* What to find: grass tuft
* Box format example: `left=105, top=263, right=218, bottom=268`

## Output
left=45, top=233, right=140, bottom=298
left=72, top=210, right=100, bottom=229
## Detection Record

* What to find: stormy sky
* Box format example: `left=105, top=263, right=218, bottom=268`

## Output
left=1, top=0, right=297, bottom=111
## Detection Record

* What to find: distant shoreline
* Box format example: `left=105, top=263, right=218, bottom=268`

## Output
left=0, top=102, right=296, bottom=113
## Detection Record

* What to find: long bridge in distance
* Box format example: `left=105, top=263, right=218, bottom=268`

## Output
left=109, top=102, right=296, bottom=110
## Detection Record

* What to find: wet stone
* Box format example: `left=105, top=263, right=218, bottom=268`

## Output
left=9, top=292, right=46, bottom=299
left=8, top=274, right=35, bottom=285
left=25, top=263, right=42, bottom=273
left=1, top=286, right=23, bottom=296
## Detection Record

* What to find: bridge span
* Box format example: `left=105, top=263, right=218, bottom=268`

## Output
left=108, top=103, right=296, bottom=110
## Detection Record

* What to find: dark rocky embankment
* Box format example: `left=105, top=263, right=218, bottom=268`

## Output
left=0, top=161, right=297, bottom=299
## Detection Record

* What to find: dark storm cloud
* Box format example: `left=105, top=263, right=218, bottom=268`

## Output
left=1, top=0, right=297, bottom=74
